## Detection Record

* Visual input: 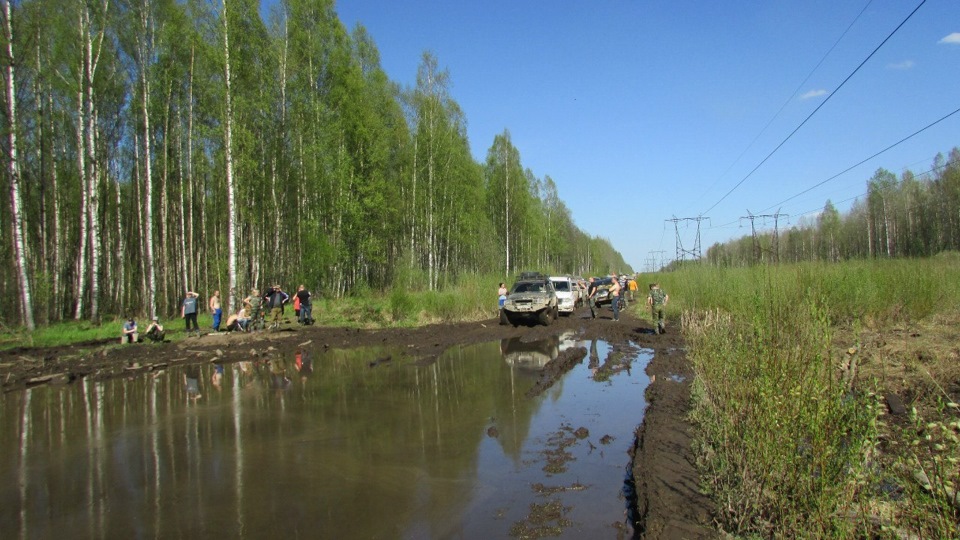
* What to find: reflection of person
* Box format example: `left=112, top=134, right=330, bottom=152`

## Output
left=589, top=339, right=599, bottom=376
left=647, top=283, right=669, bottom=334
left=121, top=318, right=138, bottom=344
left=184, top=365, right=202, bottom=401
left=144, top=316, right=165, bottom=342
left=498, top=283, right=507, bottom=309
left=295, top=349, right=313, bottom=381
left=182, top=291, right=200, bottom=336
left=211, top=364, right=224, bottom=389
left=209, top=290, right=222, bottom=332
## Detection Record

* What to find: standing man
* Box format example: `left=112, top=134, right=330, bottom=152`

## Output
left=586, top=277, right=599, bottom=319
left=209, top=290, right=222, bottom=332
left=647, top=283, right=669, bottom=334
left=182, top=290, right=200, bottom=336
left=609, top=273, right=621, bottom=322
left=618, top=274, right=629, bottom=310
left=264, top=285, right=289, bottom=327
left=296, top=284, right=312, bottom=325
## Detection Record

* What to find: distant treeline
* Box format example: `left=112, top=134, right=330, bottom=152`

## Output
left=0, top=0, right=628, bottom=330
left=703, top=148, right=960, bottom=267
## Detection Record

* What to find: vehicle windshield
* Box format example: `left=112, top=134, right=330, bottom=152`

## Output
left=512, top=282, right=545, bottom=294
left=551, top=281, right=570, bottom=292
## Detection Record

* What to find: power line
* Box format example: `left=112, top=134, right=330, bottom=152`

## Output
left=681, top=0, right=875, bottom=216
left=699, top=0, right=928, bottom=217
left=759, top=106, right=960, bottom=214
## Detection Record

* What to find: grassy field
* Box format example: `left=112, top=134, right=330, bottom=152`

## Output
left=650, top=257, right=960, bottom=538
left=0, top=274, right=505, bottom=351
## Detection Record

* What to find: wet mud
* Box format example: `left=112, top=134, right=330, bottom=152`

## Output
left=0, top=305, right=716, bottom=538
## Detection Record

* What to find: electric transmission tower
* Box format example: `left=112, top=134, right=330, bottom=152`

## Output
left=739, top=210, right=789, bottom=264
left=666, top=216, right=709, bottom=262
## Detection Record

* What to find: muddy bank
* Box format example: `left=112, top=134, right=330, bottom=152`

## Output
left=0, top=305, right=715, bottom=538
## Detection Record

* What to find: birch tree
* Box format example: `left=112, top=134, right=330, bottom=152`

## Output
left=2, top=0, right=35, bottom=329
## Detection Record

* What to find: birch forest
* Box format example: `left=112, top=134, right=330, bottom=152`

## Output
left=704, top=149, right=960, bottom=267
left=0, top=0, right=628, bottom=330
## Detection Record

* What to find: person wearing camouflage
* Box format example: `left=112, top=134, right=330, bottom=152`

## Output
left=647, top=283, right=669, bottom=334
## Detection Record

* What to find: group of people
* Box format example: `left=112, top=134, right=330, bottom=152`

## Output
left=223, top=284, right=314, bottom=333
left=120, top=316, right=166, bottom=344
left=121, top=284, right=316, bottom=343
left=581, top=274, right=669, bottom=332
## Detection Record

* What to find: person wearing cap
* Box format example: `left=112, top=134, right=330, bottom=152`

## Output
left=144, top=316, right=166, bottom=342
left=121, top=317, right=138, bottom=344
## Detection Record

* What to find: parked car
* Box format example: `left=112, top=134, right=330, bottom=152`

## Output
left=500, top=273, right=559, bottom=327
left=549, top=276, right=578, bottom=315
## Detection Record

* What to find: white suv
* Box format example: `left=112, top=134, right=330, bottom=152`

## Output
left=550, top=276, right=578, bottom=315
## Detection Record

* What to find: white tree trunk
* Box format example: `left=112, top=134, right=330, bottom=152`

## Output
left=139, top=7, right=156, bottom=318
left=73, top=89, right=88, bottom=319
left=3, top=0, right=35, bottom=330
left=223, top=0, right=237, bottom=315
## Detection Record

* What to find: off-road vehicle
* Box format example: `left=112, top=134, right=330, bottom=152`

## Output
left=499, top=272, right=559, bottom=327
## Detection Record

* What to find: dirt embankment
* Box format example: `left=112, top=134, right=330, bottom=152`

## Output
left=1, top=305, right=716, bottom=538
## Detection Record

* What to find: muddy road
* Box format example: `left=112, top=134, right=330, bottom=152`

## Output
left=1, top=305, right=715, bottom=538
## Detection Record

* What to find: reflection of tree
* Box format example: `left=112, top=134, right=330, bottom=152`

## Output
left=2, top=344, right=550, bottom=538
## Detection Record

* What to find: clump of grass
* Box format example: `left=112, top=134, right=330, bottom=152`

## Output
left=684, top=277, right=881, bottom=537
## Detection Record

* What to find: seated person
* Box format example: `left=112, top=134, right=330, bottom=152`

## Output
left=121, top=318, right=138, bottom=344
left=144, top=316, right=165, bottom=342
left=226, top=307, right=250, bottom=332
left=224, top=312, right=239, bottom=332
left=237, top=306, right=251, bottom=330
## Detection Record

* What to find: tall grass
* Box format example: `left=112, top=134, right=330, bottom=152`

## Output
left=654, top=258, right=960, bottom=326
left=668, top=257, right=960, bottom=536
left=684, top=284, right=880, bottom=536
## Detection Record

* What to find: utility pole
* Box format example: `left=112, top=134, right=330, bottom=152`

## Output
left=649, top=250, right=666, bottom=272
left=739, top=210, right=789, bottom=264
left=666, top=216, right=709, bottom=262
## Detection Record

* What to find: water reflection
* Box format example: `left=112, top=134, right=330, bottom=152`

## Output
left=0, top=339, right=651, bottom=538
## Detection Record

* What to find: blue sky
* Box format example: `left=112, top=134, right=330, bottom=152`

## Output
left=333, top=0, right=960, bottom=272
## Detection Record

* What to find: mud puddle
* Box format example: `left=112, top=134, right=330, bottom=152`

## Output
left=0, top=333, right=652, bottom=538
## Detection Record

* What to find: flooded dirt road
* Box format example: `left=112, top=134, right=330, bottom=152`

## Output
left=0, top=307, right=715, bottom=539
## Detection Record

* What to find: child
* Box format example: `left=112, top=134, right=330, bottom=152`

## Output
left=647, top=283, right=669, bottom=334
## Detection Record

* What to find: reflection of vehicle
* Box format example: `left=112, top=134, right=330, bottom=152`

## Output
left=550, top=276, right=578, bottom=315
left=500, top=273, right=559, bottom=327
left=592, top=277, right=615, bottom=306
left=500, top=336, right=560, bottom=369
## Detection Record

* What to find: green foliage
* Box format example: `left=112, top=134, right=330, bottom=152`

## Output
left=659, top=258, right=960, bottom=327
left=706, top=149, right=960, bottom=266
left=685, top=283, right=880, bottom=537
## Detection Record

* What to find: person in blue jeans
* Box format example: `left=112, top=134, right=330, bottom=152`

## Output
left=209, top=290, right=222, bottom=331
left=609, top=273, right=621, bottom=322
left=296, top=285, right=312, bottom=325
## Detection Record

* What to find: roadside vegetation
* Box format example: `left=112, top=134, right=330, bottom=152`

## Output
left=653, top=257, right=960, bottom=538
left=0, top=271, right=515, bottom=351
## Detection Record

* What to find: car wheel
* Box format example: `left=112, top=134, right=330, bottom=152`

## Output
left=499, top=309, right=509, bottom=326
left=540, top=309, right=553, bottom=326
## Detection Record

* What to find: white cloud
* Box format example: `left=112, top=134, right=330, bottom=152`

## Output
left=887, top=60, right=914, bottom=70
left=800, top=89, right=827, bottom=100
left=939, top=33, right=960, bottom=45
